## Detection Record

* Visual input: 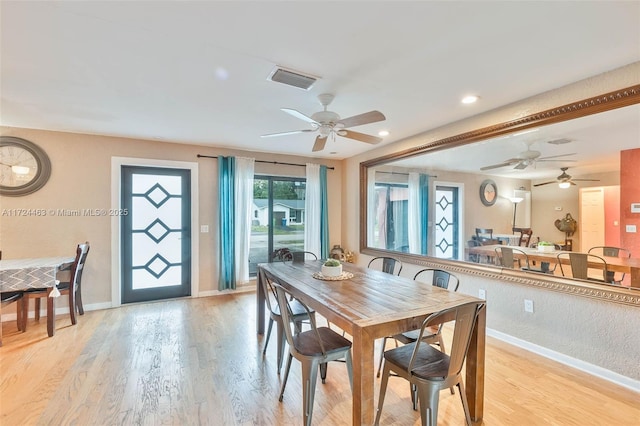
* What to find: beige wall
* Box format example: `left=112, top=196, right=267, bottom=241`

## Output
left=342, top=62, right=640, bottom=384
left=0, top=128, right=343, bottom=306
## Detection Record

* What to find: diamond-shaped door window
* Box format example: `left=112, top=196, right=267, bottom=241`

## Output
left=436, top=217, right=452, bottom=232
left=144, top=183, right=172, bottom=208
left=436, top=238, right=452, bottom=252
left=436, top=195, right=452, bottom=210
left=144, top=219, right=172, bottom=243
left=144, top=254, right=172, bottom=278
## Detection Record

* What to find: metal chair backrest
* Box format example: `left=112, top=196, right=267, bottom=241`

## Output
left=557, top=252, right=608, bottom=282
left=408, top=301, right=484, bottom=379
left=413, top=268, right=460, bottom=292
left=260, top=271, right=280, bottom=316
left=290, top=251, right=318, bottom=262
left=368, top=256, right=403, bottom=276
left=588, top=246, right=631, bottom=283
left=272, top=281, right=323, bottom=358
left=494, top=246, right=529, bottom=269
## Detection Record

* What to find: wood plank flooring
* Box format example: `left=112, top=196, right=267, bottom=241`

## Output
left=1, top=292, right=639, bottom=425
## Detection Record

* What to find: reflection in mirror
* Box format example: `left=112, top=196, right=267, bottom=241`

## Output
left=361, top=88, right=640, bottom=289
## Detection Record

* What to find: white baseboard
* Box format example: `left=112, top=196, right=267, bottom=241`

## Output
left=487, top=328, right=640, bottom=392
left=197, top=284, right=255, bottom=298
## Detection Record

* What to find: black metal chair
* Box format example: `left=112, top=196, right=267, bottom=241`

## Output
left=367, top=256, right=403, bottom=276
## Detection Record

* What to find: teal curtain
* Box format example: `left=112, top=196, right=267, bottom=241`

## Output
left=218, top=156, right=236, bottom=290
left=419, top=174, right=429, bottom=255
left=319, top=165, right=329, bottom=259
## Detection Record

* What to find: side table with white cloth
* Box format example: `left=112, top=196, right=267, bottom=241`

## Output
left=0, top=256, right=75, bottom=343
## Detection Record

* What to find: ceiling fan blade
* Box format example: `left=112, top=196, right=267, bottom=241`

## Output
left=312, top=135, right=327, bottom=152
left=537, top=159, right=577, bottom=163
left=533, top=180, right=558, bottom=187
left=537, top=153, right=576, bottom=160
left=572, top=178, right=601, bottom=182
left=261, top=129, right=315, bottom=138
left=480, top=159, right=520, bottom=171
left=336, top=110, right=385, bottom=128
left=281, top=108, right=319, bottom=125
left=338, top=129, right=382, bottom=144
left=513, top=161, right=529, bottom=170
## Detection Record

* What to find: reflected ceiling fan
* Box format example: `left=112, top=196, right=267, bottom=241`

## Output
left=533, top=167, right=600, bottom=187
left=480, top=142, right=576, bottom=171
left=261, top=93, right=386, bottom=152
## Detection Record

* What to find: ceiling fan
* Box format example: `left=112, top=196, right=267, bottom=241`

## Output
left=533, top=167, right=600, bottom=187
left=480, top=142, right=576, bottom=171
left=261, top=93, right=386, bottom=152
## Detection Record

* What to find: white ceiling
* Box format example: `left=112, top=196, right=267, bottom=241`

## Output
left=1, top=1, right=639, bottom=163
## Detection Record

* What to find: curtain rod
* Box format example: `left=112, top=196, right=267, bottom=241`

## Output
left=197, top=154, right=334, bottom=170
left=376, top=171, right=437, bottom=178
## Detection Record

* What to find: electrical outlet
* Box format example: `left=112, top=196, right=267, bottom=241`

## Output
left=478, top=289, right=486, bottom=299
left=200, top=225, right=209, bottom=233
left=524, top=299, right=534, bottom=313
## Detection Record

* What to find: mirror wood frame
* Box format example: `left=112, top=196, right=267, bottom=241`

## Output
left=360, top=85, right=640, bottom=307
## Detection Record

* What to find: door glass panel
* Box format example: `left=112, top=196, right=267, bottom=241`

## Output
left=434, top=185, right=459, bottom=260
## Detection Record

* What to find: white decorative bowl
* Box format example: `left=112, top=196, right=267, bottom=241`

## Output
left=537, top=245, right=555, bottom=253
left=321, top=264, right=343, bottom=277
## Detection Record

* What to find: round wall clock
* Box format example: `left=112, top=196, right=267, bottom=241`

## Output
left=479, top=179, right=497, bottom=206
left=0, top=136, right=52, bottom=196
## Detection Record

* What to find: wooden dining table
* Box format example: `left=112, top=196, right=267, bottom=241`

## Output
left=0, top=256, right=74, bottom=341
left=467, top=244, right=640, bottom=286
left=256, top=260, right=486, bottom=425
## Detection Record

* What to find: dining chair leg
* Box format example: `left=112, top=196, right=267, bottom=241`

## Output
left=278, top=353, right=293, bottom=402
left=319, top=362, right=328, bottom=383
left=262, top=318, right=274, bottom=355
left=21, top=297, right=28, bottom=332
left=276, top=321, right=285, bottom=374
left=68, top=287, right=77, bottom=325
left=457, top=379, right=472, bottom=426
left=76, top=288, right=84, bottom=315
left=416, top=382, right=440, bottom=426
left=301, top=359, right=320, bottom=426
left=374, top=361, right=391, bottom=425
left=34, top=298, right=41, bottom=321
left=345, top=350, right=354, bottom=391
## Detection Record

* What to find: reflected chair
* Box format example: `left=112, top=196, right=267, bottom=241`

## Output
left=367, top=256, right=403, bottom=276
left=375, top=301, right=484, bottom=426
left=512, top=227, right=533, bottom=247
left=588, top=246, right=631, bottom=284
left=260, top=270, right=316, bottom=374
left=376, top=269, right=461, bottom=400
left=475, top=228, right=494, bottom=243
left=289, top=251, right=318, bottom=262
left=23, top=242, right=90, bottom=329
left=557, top=252, right=608, bottom=282
left=494, top=246, right=552, bottom=273
left=273, top=281, right=353, bottom=426
left=272, top=247, right=292, bottom=261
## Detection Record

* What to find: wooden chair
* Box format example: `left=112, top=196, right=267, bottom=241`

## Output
left=588, top=246, right=631, bottom=284
left=475, top=228, right=494, bottom=243
left=23, top=242, right=90, bottom=329
left=273, top=280, right=353, bottom=426
left=260, top=269, right=316, bottom=374
left=557, top=252, right=608, bottom=282
left=375, top=301, right=485, bottom=426
left=1, top=291, right=25, bottom=345
left=376, top=269, right=460, bottom=402
left=512, top=227, right=533, bottom=247
left=367, top=256, right=403, bottom=276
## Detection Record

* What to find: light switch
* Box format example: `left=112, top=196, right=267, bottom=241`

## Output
left=625, top=224, right=637, bottom=233
left=201, top=225, right=209, bottom=233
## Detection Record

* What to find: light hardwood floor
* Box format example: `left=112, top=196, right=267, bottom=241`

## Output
left=1, top=292, right=638, bottom=425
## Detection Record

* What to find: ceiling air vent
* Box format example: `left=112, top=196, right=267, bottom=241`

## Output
left=267, top=66, right=318, bottom=91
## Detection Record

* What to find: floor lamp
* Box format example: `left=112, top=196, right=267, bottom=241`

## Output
left=509, top=194, right=524, bottom=230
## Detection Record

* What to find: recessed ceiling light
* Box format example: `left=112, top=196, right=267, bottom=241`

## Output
left=461, top=95, right=479, bottom=104
left=330, top=151, right=338, bottom=155
left=378, top=130, right=389, bottom=137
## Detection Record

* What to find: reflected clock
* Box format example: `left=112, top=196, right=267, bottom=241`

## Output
left=0, top=136, right=52, bottom=196
left=479, top=179, right=497, bottom=206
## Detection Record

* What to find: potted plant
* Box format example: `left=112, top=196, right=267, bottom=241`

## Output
left=537, top=241, right=555, bottom=253
left=321, top=258, right=343, bottom=277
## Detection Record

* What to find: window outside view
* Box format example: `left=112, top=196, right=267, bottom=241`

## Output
left=249, top=177, right=306, bottom=276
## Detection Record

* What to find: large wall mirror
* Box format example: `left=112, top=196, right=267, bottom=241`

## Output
left=360, top=86, right=640, bottom=300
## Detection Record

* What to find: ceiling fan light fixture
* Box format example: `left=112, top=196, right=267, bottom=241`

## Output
left=559, top=181, right=571, bottom=189
left=378, top=130, right=389, bottom=137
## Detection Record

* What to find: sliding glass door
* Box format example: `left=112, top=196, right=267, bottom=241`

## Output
left=249, top=176, right=306, bottom=276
